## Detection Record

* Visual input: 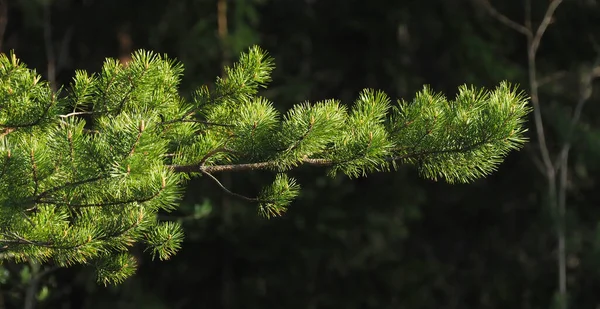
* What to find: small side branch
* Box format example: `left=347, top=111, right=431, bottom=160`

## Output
left=478, top=0, right=531, bottom=36
left=170, top=138, right=496, bottom=175
left=169, top=157, right=333, bottom=174
left=0, top=233, right=50, bottom=247
left=160, top=118, right=234, bottom=127
left=0, top=127, right=14, bottom=138
left=531, top=0, right=563, bottom=56
left=37, top=189, right=162, bottom=208
left=199, top=147, right=236, bottom=166
left=30, top=149, right=39, bottom=197
left=58, top=111, right=94, bottom=118
left=200, top=170, right=258, bottom=202
left=32, top=175, right=106, bottom=203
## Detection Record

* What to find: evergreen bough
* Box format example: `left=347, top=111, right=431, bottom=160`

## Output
left=0, top=46, right=530, bottom=285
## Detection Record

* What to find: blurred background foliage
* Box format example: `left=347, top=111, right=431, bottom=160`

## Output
left=2, top=0, right=600, bottom=308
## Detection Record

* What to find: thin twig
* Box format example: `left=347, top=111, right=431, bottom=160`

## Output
left=199, top=147, right=234, bottom=166
left=554, top=58, right=600, bottom=170
left=0, top=127, right=14, bottom=138
left=160, top=118, right=234, bottom=127
left=484, top=0, right=563, bottom=175
left=199, top=169, right=257, bottom=202
left=525, top=0, right=566, bottom=306
left=479, top=0, right=531, bottom=36
left=171, top=136, right=502, bottom=174
left=58, top=111, right=94, bottom=118
left=170, top=157, right=333, bottom=174
left=37, top=189, right=162, bottom=208
left=531, top=0, right=563, bottom=56
left=525, top=0, right=562, bottom=175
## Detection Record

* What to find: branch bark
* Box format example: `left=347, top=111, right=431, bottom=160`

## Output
left=478, top=0, right=531, bottom=36
left=480, top=1, right=579, bottom=308
left=170, top=158, right=332, bottom=174
left=524, top=1, right=567, bottom=307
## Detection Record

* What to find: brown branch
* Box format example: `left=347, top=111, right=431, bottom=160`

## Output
left=171, top=136, right=502, bottom=174
left=172, top=161, right=273, bottom=173
left=556, top=148, right=568, bottom=308
left=530, top=0, right=563, bottom=56
left=58, top=111, right=94, bottom=118
left=128, top=127, right=143, bottom=156
left=0, top=233, right=50, bottom=247
left=525, top=1, right=565, bottom=306
left=478, top=0, right=531, bottom=36
left=30, top=149, right=39, bottom=197
left=200, top=170, right=258, bottom=202
left=170, top=157, right=333, bottom=174
left=160, top=119, right=234, bottom=127
left=302, top=158, right=331, bottom=165
left=32, top=176, right=106, bottom=203
left=481, top=0, right=562, bottom=176
left=37, top=189, right=162, bottom=208
left=0, top=127, right=13, bottom=138
left=199, top=147, right=234, bottom=166
left=526, top=0, right=563, bottom=175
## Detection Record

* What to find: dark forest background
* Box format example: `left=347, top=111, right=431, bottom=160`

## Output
left=2, top=0, right=600, bottom=308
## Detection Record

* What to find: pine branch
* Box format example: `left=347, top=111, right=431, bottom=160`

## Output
left=58, top=111, right=94, bottom=118
left=477, top=0, right=531, bottom=36
left=32, top=176, right=107, bottom=203
left=0, top=46, right=530, bottom=285
left=199, top=170, right=258, bottom=202
left=36, top=188, right=163, bottom=208
left=160, top=119, right=234, bottom=127
left=171, top=134, right=504, bottom=175
left=169, top=157, right=333, bottom=174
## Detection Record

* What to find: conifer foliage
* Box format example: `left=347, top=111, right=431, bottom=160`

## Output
left=0, top=46, right=530, bottom=285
